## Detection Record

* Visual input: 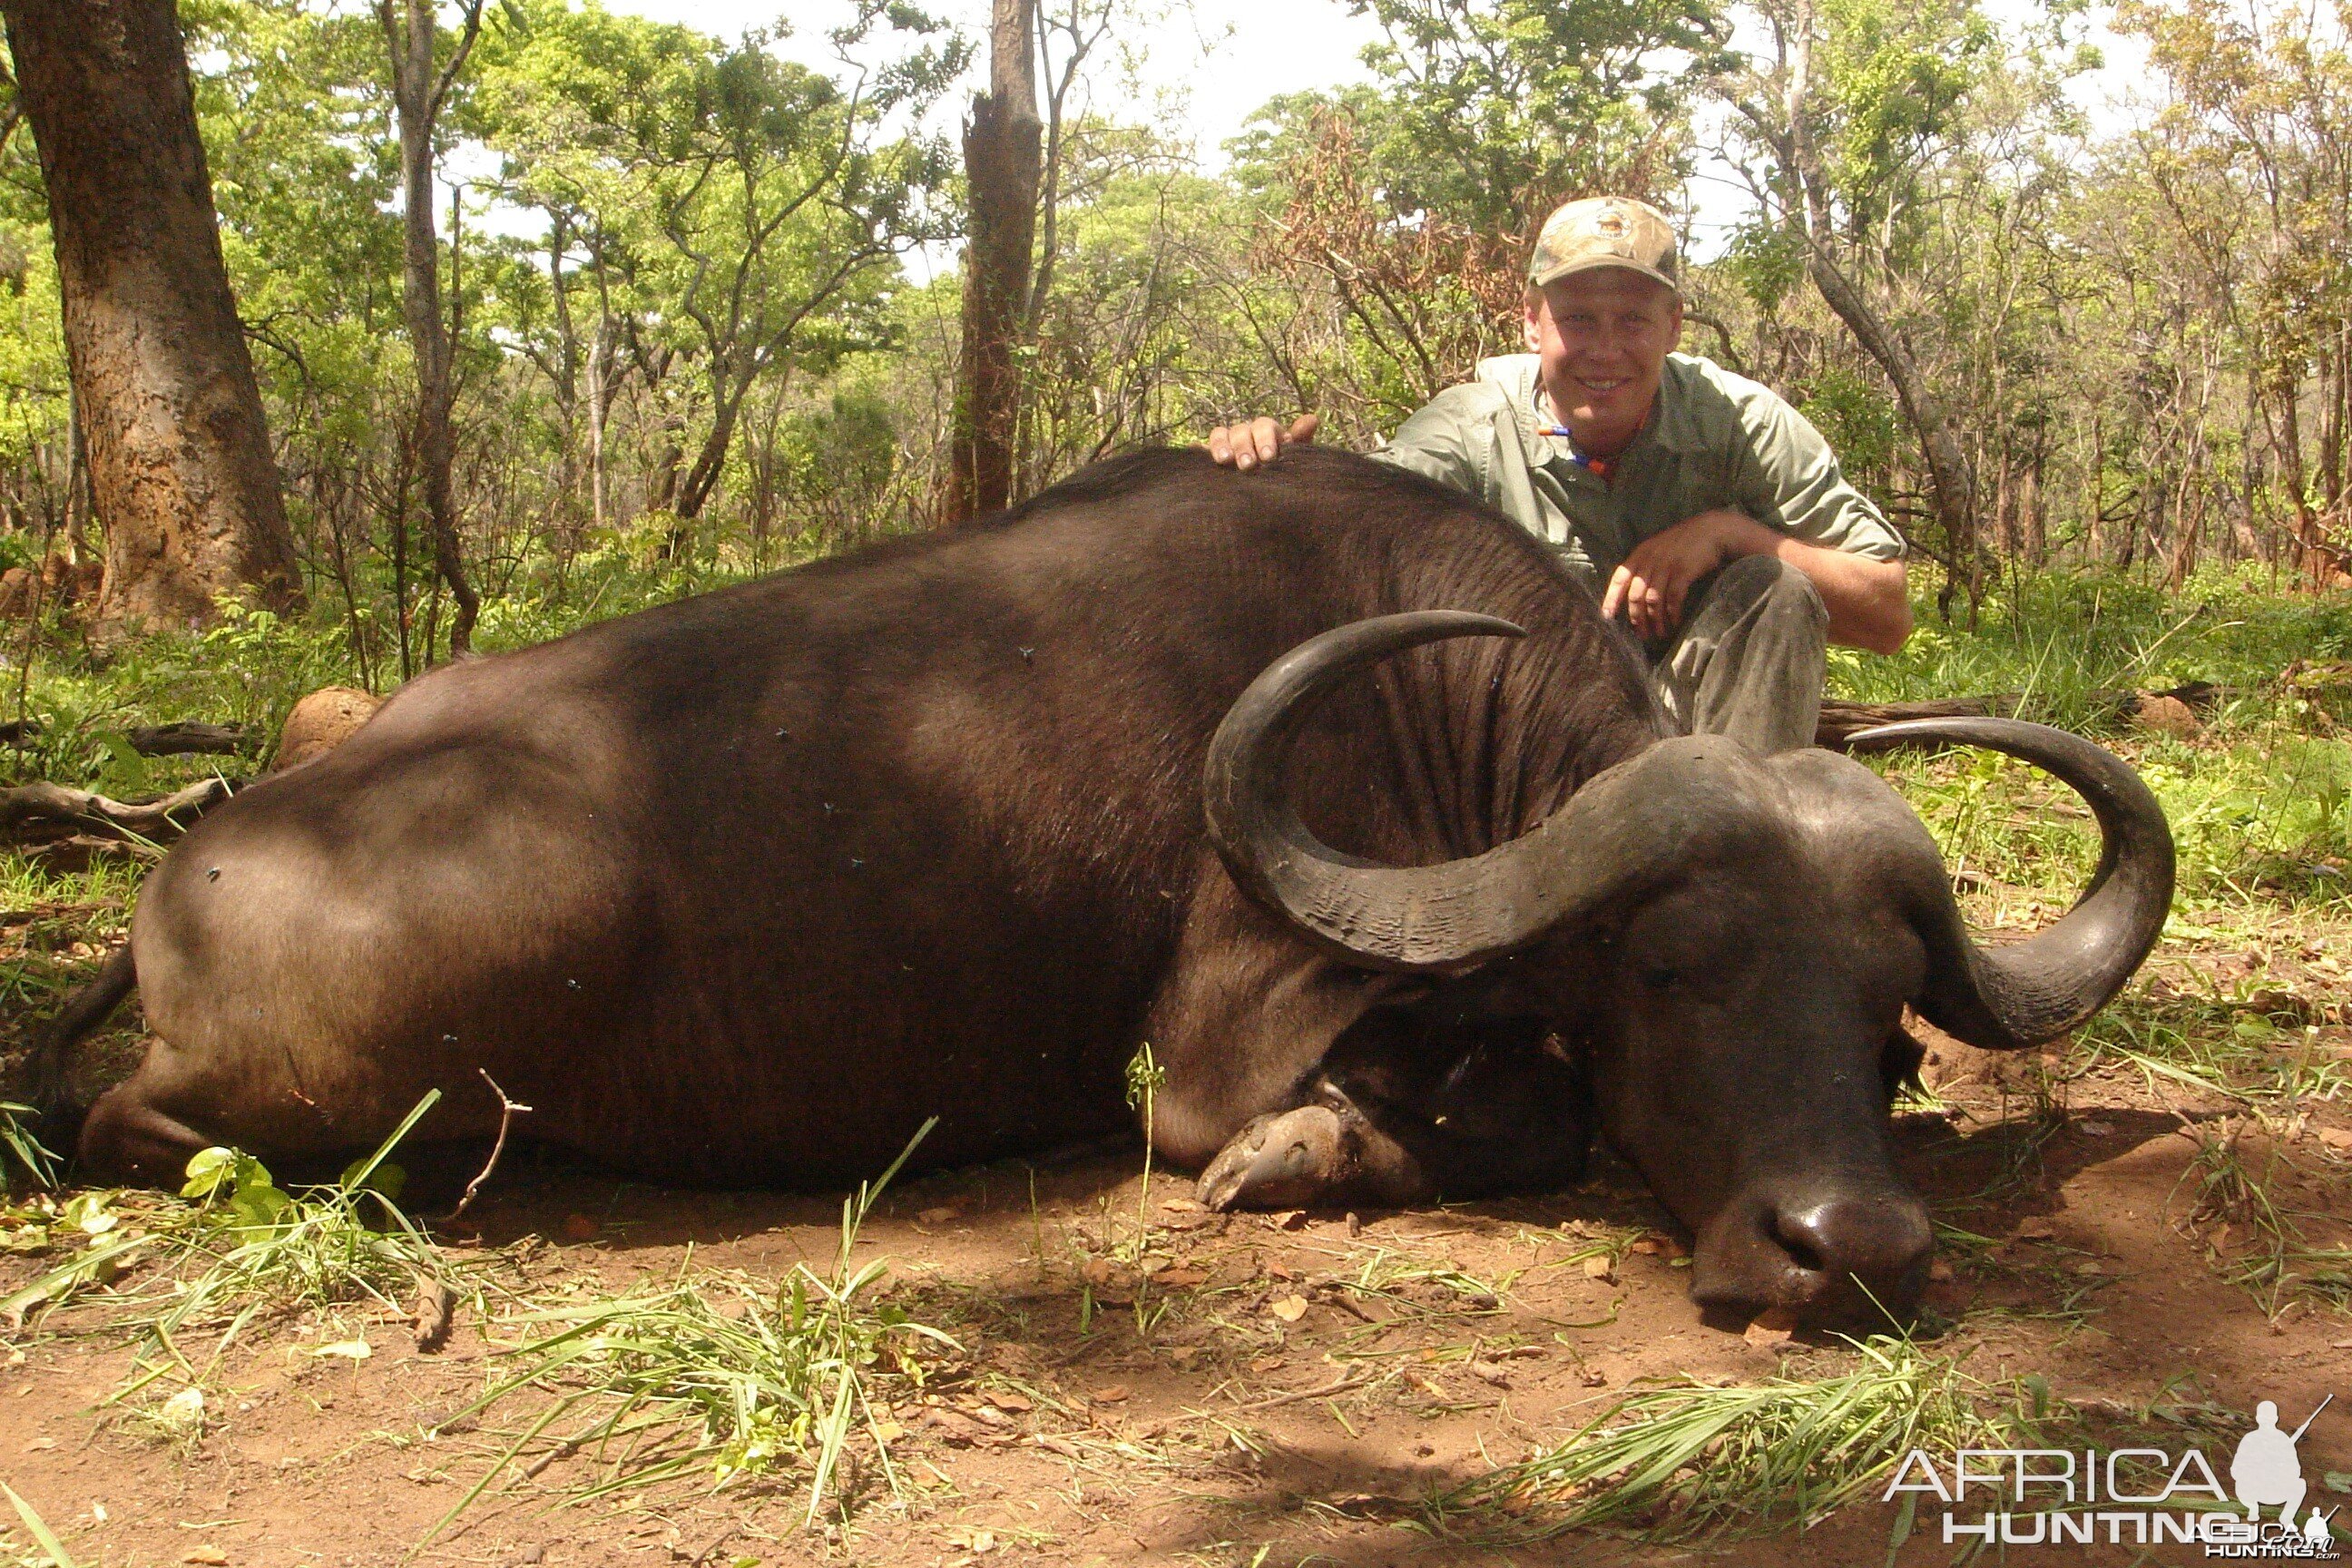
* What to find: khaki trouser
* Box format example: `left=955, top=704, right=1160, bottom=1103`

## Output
left=1633, top=554, right=1828, bottom=755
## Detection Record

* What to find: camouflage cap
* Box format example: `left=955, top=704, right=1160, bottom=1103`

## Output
left=1527, top=197, right=1681, bottom=296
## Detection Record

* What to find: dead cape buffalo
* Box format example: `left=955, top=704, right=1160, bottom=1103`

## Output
left=38, top=446, right=2171, bottom=1323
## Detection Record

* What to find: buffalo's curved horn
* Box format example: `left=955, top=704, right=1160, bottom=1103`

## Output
left=1204, top=612, right=1700, bottom=972
left=1848, top=717, right=2175, bottom=1049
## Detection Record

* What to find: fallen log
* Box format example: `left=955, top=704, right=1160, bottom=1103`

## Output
left=123, top=721, right=254, bottom=757
left=0, top=777, right=234, bottom=845
left=1817, top=696, right=2015, bottom=749
left=0, top=897, right=125, bottom=928
left=0, top=718, right=256, bottom=756
left=1817, top=682, right=2231, bottom=750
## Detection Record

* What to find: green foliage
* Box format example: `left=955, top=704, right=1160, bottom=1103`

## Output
left=1718, top=220, right=1808, bottom=317
left=0, top=1093, right=449, bottom=1360
left=424, top=1118, right=949, bottom=1540
left=463, top=0, right=963, bottom=528
left=1237, top=0, right=1727, bottom=232
left=0, top=0, right=2342, bottom=622
left=1838, top=567, right=2352, bottom=716
left=0, top=234, right=68, bottom=483
left=1842, top=569, right=2352, bottom=910
left=1121, top=1040, right=1167, bottom=1252
left=0, top=1102, right=58, bottom=1191
left=1814, top=0, right=1997, bottom=240
left=1426, top=1333, right=2067, bottom=1541
left=2, top=599, right=354, bottom=789
left=2075, top=987, right=2349, bottom=1107
left=1787, top=361, right=1902, bottom=480
left=756, top=387, right=909, bottom=556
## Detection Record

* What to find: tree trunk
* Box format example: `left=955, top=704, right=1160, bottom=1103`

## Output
left=587, top=314, right=613, bottom=534
left=2021, top=446, right=2045, bottom=567
left=1778, top=4, right=1975, bottom=608
left=2270, top=368, right=2352, bottom=587
left=648, top=410, right=684, bottom=514
left=2320, top=323, right=2344, bottom=524
left=381, top=0, right=480, bottom=656
left=3, top=0, right=301, bottom=629
left=943, top=0, right=1040, bottom=524
left=544, top=211, right=581, bottom=545
left=672, top=361, right=749, bottom=524
left=2085, top=413, right=2105, bottom=564
left=62, top=379, right=87, bottom=558
left=1801, top=240, right=1976, bottom=607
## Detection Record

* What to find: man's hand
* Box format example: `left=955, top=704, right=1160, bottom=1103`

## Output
left=1602, top=512, right=1740, bottom=640
left=1602, top=508, right=1914, bottom=652
left=1205, top=414, right=1320, bottom=472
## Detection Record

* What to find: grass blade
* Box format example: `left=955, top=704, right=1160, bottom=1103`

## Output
left=1, top=1481, right=79, bottom=1568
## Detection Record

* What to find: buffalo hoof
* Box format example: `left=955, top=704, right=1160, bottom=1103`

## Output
left=1197, top=1104, right=1357, bottom=1210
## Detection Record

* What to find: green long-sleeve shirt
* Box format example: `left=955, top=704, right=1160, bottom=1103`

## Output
left=1371, top=353, right=1905, bottom=589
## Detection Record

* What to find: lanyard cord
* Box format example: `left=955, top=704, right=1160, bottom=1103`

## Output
left=1538, top=424, right=1612, bottom=480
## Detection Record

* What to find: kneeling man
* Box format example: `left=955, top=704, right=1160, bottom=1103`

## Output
left=1209, top=196, right=1912, bottom=752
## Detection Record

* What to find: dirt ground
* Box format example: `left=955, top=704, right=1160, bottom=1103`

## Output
left=2, top=924, right=2348, bottom=1568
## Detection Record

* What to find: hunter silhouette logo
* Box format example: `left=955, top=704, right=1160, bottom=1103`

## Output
left=2235, top=1397, right=2327, bottom=1524
left=2231, top=1396, right=2340, bottom=1554
left=1885, top=1391, right=2342, bottom=1555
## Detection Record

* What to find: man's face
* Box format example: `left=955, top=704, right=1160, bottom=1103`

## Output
left=1524, top=269, right=1683, bottom=439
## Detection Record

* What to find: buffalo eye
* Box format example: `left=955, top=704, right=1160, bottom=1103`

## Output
left=1638, top=964, right=1680, bottom=993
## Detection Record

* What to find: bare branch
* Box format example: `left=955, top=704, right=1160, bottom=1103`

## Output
left=0, top=778, right=233, bottom=844
left=428, top=0, right=489, bottom=124
left=438, top=1069, right=534, bottom=1225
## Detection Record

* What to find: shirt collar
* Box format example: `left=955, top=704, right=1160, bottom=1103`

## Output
left=1479, top=352, right=1708, bottom=461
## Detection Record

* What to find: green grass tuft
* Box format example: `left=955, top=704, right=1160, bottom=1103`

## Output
left=1, top=1093, right=456, bottom=1384
left=1423, top=1335, right=2068, bottom=1544
left=1839, top=568, right=2352, bottom=913
left=0, top=1103, right=59, bottom=1191
left=423, top=1119, right=953, bottom=1544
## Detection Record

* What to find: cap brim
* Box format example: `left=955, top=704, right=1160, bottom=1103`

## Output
left=1529, top=258, right=1682, bottom=297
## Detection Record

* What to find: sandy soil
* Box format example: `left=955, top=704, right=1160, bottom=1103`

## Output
left=1, top=928, right=2347, bottom=1568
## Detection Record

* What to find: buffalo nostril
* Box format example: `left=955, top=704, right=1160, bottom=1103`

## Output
left=1773, top=1210, right=1831, bottom=1275
left=1771, top=1195, right=1934, bottom=1291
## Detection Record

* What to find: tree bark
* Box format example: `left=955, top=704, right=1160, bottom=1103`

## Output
left=2266, top=361, right=2352, bottom=586
left=944, top=0, right=1040, bottom=524
left=1776, top=2, right=1976, bottom=607
left=1803, top=236, right=1977, bottom=613
left=587, top=312, right=615, bottom=534
left=673, top=375, right=744, bottom=525
left=3, top=0, right=302, bottom=629
left=544, top=211, right=581, bottom=544
left=379, top=0, right=482, bottom=656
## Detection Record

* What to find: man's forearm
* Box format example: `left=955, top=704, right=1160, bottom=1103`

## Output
left=1705, top=512, right=1914, bottom=654
left=1775, top=537, right=1913, bottom=653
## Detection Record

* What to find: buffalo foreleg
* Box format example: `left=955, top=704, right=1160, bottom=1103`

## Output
left=1197, top=1013, right=1592, bottom=1210
left=1141, top=865, right=1423, bottom=1167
